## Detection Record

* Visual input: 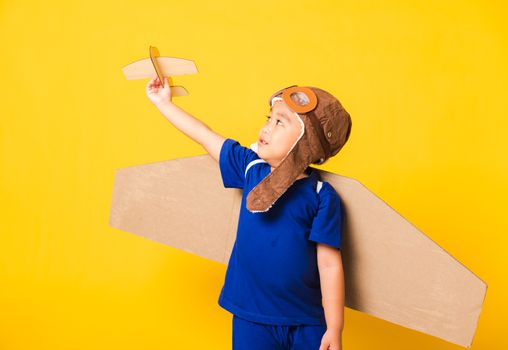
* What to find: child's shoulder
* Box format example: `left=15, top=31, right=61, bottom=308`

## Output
left=315, top=179, right=342, bottom=202
left=222, top=137, right=261, bottom=161
left=225, top=137, right=259, bottom=154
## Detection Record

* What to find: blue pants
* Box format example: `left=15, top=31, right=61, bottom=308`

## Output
left=232, top=315, right=327, bottom=350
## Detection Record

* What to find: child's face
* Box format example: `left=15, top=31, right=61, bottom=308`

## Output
left=257, top=100, right=303, bottom=168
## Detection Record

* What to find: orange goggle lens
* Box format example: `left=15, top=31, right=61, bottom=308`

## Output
left=268, top=85, right=318, bottom=114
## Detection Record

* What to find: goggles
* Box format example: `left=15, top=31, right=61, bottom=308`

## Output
left=268, top=85, right=318, bottom=114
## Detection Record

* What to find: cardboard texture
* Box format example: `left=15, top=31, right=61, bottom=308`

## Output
left=109, top=154, right=487, bottom=348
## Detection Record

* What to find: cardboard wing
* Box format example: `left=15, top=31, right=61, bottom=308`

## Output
left=109, top=154, right=487, bottom=348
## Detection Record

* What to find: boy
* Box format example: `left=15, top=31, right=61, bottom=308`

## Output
left=146, top=77, right=352, bottom=350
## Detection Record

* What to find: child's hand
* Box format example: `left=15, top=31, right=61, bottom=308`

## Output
left=146, top=75, right=172, bottom=107
left=319, top=328, right=342, bottom=350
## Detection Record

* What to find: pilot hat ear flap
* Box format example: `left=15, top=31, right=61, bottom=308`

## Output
left=246, top=136, right=321, bottom=212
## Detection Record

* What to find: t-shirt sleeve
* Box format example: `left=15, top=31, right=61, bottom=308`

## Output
left=219, top=138, right=257, bottom=189
left=308, top=183, right=343, bottom=249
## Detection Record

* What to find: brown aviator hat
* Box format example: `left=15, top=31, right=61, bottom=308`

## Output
left=246, top=85, right=352, bottom=213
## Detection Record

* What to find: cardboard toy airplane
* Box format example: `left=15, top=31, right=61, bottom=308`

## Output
left=112, top=48, right=487, bottom=348
left=121, top=45, right=198, bottom=96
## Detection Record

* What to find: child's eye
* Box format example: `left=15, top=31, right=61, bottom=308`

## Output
left=265, top=115, right=283, bottom=125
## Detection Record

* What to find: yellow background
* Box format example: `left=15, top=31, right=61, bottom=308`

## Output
left=0, top=0, right=505, bottom=349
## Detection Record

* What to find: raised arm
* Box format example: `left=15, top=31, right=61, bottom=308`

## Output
left=155, top=101, right=225, bottom=162
left=146, top=76, right=226, bottom=162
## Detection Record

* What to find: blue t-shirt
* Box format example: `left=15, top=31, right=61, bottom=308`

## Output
left=217, top=138, right=343, bottom=326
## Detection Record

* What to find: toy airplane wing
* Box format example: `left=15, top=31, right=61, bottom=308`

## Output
left=109, top=155, right=487, bottom=348
left=122, top=46, right=198, bottom=97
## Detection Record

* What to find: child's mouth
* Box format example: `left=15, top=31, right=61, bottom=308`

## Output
left=258, top=138, right=269, bottom=145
